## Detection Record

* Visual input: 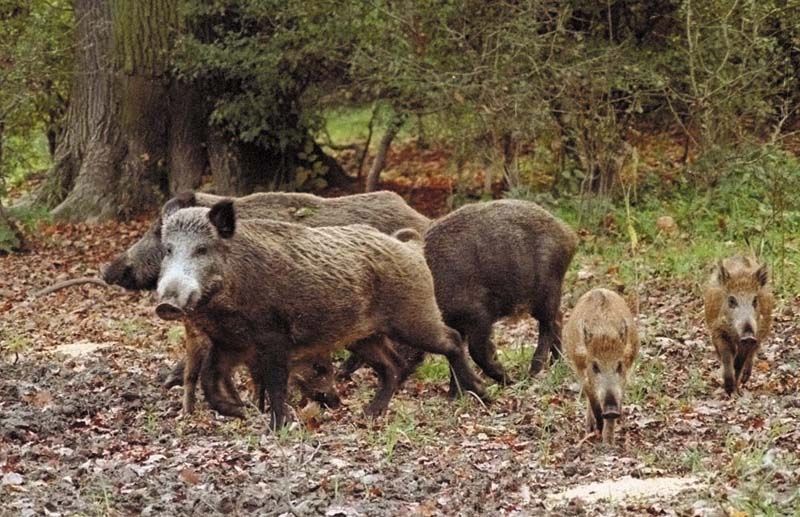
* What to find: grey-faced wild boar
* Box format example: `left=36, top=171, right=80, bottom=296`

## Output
left=704, top=256, right=773, bottom=396
left=103, top=190, right=430, bottom=414
left=103, top=190, right=430, bottom=290
left=155, top=200, right=485, bottom=428
left=421, top=199, right=577, bottom=382
left=564, top=288, right=639, bottom=445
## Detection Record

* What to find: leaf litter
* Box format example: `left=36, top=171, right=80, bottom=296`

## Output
left=1, top=217, right=799, bottom=515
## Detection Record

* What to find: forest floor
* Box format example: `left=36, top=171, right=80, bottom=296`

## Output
left=2, top=146, right=800, bottom=516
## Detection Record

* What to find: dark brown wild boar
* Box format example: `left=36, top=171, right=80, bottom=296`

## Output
left=103, top=190, right=430, bottom=414
left=339, top=200, right=578, bottom=386
left=704, top=256, right=773, bottom=396
left=422, top=199, right=577, bottom=382
left=155, top=200, right=485, bottom=428
left=564, top=288, right=639, bottom=446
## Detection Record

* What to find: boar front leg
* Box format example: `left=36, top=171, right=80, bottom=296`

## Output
left=585, top=393, right=604, bottom=435
left=602, top=416, right=616, bottom=446
left=716, top=338, right=737, bottom=396
left=200, top=345, right=245, bottom=418
left=530, top=295, right=561, bottom=375
left=737, top=347, right=758, bottom=388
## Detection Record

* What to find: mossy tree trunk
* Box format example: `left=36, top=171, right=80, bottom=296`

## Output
left=48, top=0, right=181, bottom=221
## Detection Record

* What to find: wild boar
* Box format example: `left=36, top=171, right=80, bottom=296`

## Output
left=103, top=190, right=430, bottom=290
left=155, top=200, right=485, bottom=428
left=339, top=200, right=577, bottom=387
left=103, top=190, right=430, bottom=414
left=564, top=288, right=639, bottom=445
left=704, top=256, right=773, bottom=396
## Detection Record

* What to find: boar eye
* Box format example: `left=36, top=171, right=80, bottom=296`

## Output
left=591, top=361, right=600, bottom=374
left=728, top=296, right=737, bottom=308
left=194, top=245, right=208, bottom=257
left=616, top=361, right=623, bottom=374
left=752, top=297, right=758, bottom=308
left=165, top=244, right=173, bottom=256
left=313, top=364, right=328, bottom=376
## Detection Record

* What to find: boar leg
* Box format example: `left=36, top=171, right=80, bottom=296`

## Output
left=200, top=345, right=246, bottom=418
left=737, top=347, right=757, bottom=387
left=350, top=336, right=402, bottom=416
left=338, top=354, right=366, bottom=380
left=717, top=340, right=737, bottom=396
left=602, top=417, right=616, bottom=446
left=530, top=296, right=561, bottom=375
left=586, top=395, right=604, bottom=435
left=392, top=324, right=486, bottom=400
left=462, top=311, right=512, bottom=385
left=162, top=359, right=185, bottom=390
left=263, top=358, right=289, bottom=430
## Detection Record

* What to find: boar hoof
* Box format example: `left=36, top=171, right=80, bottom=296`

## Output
left=162, top=373, right=183, bottom=390
left=529, top=359, right=546, bottom=376
left=363, top=402, right=388, bottom=418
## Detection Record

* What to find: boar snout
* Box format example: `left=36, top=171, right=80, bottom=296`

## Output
left=102, top=258, right=136, bottom=289
left=155, top=302, right=184, bottom=321
left=738, top=321, right=758, bottom=347
left=602, top=393, right=621, bottom=420
left=157, top=277, right=200, bottom=314
left=315, top=391, right=342, bottom=409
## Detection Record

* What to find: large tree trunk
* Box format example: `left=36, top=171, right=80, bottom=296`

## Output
left=47, top=0, right=176, bottom=221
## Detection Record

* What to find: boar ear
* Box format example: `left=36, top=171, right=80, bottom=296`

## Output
left=755, top=264, right=769, bottom=287
left=163, top=191, right=197, bottom=220
left=716, top=260, right=730, bottom=284
left=209, top=200, right=236, bottom=239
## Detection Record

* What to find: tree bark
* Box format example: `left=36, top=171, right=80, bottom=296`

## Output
left=366, top=113, right=405, bottom=192
left=47, top=0, right=177, bottom=221
left=168, top=80, right=208, bottom=194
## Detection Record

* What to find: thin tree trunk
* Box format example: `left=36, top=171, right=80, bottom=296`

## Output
left=366, top=112, right=405, bottom=192
left=0, top=122, right=26, bottom=251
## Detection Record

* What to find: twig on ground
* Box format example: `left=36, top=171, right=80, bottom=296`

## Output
left=33, top=277, right=108, bottom=298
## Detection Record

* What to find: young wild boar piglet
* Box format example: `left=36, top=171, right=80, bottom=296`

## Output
left=564, top=288, right=639, bottom=445
left=102, top=190, right=429, bottom=414
left=155, top=200, right=485, bottom=429
left=704, top=256, right=773, bottom=396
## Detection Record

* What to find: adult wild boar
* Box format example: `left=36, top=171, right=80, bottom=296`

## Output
left=340, top=199, right=578, bottom=385
left=155, top=200, right=485, bottom=428
left=426, top=200, right=577, bottom=383
left=103, top=190, right=431, bottom=290
left=102, top=190, right=430, bottom=413
left=564, top=288, right=639, bottom=445
left=704, top=256, right=773, bottom=396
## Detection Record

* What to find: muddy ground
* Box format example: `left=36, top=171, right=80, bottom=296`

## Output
left=1, top=213, right=799, bottom=516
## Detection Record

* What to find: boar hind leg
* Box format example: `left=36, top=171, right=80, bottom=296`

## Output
left=350, top=336, right=401, bottom=417
left=200, top=347, right=245, bottom=418
left=530, top=296, right=562, bottom=375
left=463, top=311, right=512, bottom=385
left=392, top=323, right=486, bottom=400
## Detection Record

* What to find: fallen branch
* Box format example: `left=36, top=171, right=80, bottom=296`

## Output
left=33, top=277, right=108, bottom=298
